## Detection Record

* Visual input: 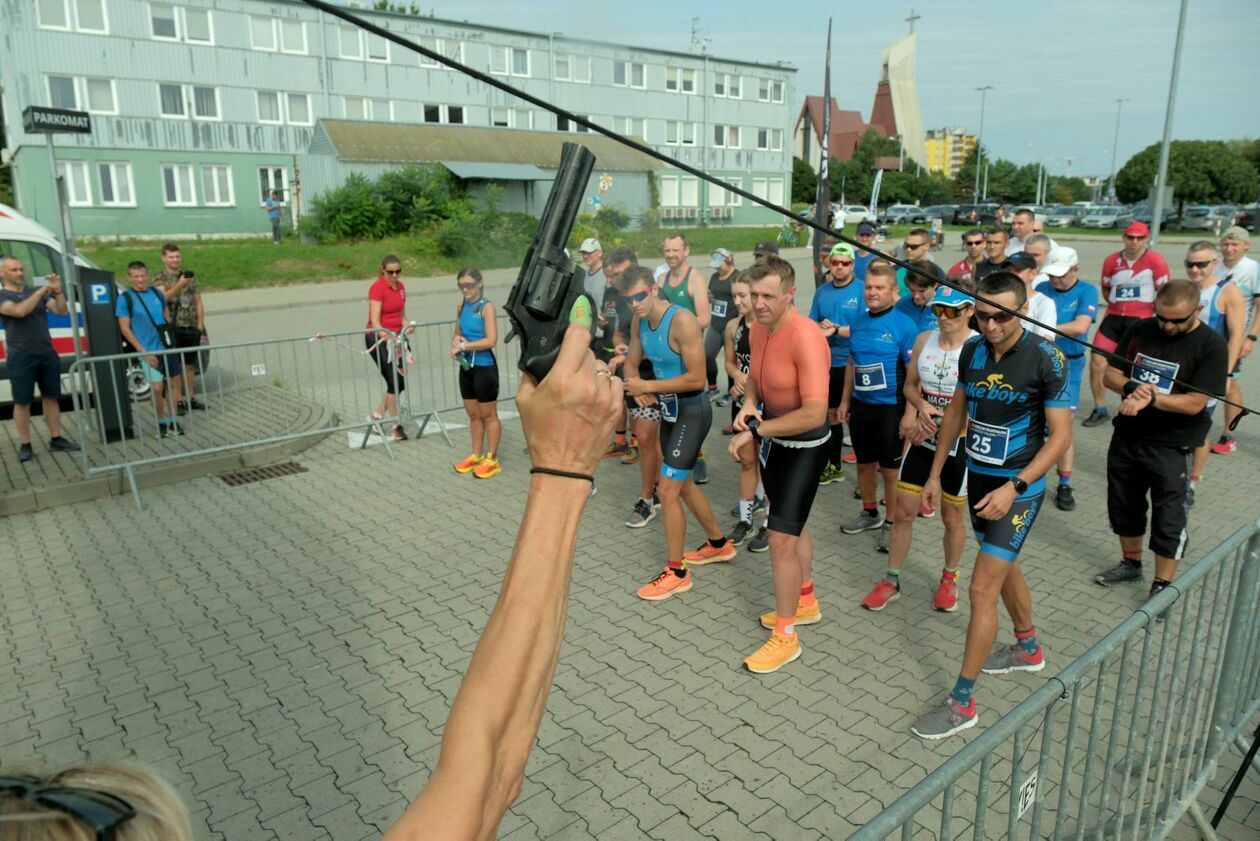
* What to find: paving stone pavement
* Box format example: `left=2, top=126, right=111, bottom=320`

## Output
left=3, top=337, right=1259, bottom=838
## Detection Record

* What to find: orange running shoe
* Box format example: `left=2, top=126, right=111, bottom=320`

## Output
left=744, top=632, right=802, bottom=673
left=683, top=539, right=736, bottom=566
left=759, top=600, right=822, bottom=629
left=454, top=453, right=484, bottom=474
left=473, top=456, right=502, bottom=479
left=636, top=568, right=692, bottom=601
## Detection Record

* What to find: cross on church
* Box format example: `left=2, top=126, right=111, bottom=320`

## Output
left=906, top=9, right=921, bottom=34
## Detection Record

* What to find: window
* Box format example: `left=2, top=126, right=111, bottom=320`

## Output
left=713, top=72, right=741, bottom=98
left=84, top=78, right=116, bottom=113
left=771, top=80, right=784, bottom=103
left=417, top=36, right=463, bottom=67
left=48, top=75, right=78, bottom=110
left=752, top=177, right=768, bottom=200
left=200, top=165, right=234, bottom=207
left=756, top=128, right=783, bottom=151
left=338, top=24, right=361, bottom=59
left=250, top=15, right=305, bottom=53
left=680, top=178, right=699, bottom=208
left=709, top=183, right=727, bottom=207
left=758, top=79, right=769, bottom=101
left=161, top=163, right=195, bottom=206
left=259, top=166, right=287, bottom=203
left=423, top=104, right=463, bottom=125
left=158, top=83, right=185, bottom=117
left=447, top=105, right=463, bottom=124
left=616, top=116, right=644, bottom=138
left=55, top=161, right=91, bottom=206
left=345, top=97, right=393, bottom=121
left=557, top=115, right=591, bottom=133
left=725, top=177, right=743, bottom=206
left=97, top=162, right=134, bottom=207
left=759, top=78, right=784, bottom=103
left=40, top=0, right=108, bottom=32
left=665, top=67, right=696, bottom=94
left=192, top=86, right=219, bottom=120
left=257, top=91, right=310, bottom=125
left=490, top=47, right=529, bottom=77
left=613, top=61, right=645, bottom=88
left=366, top=33, right=388, bottom=62
left=713, top=125, right=740, bottom=149
left=151, top=4, right=211, bottom=44
left=555, top=54, right=590, bottom=83
left=768, top=178, right=784, bottom=205
left=490, top=108, right=531, bottom=129
left=344, top=96, right=367, bottom=120
left=659, top=175, right=679, bottom=207
left=664, top=121, right=697, bottom=147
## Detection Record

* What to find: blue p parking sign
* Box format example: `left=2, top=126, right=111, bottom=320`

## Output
left=90, top=282, right=110, bottom=305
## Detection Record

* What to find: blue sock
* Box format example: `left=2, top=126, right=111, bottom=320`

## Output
left=1016, top=626, right=1039, bottom=655
left=1058, top=471, right=1071, bottom=487
left=951, top=675, right=976, bottom=705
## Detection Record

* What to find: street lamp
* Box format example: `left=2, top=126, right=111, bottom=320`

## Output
left=973, top=85, right=993, bottom=203
left=1107, top=98, right=1130, bottom=204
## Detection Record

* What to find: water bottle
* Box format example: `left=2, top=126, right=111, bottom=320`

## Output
left=457, top=351, right=472, bottom=370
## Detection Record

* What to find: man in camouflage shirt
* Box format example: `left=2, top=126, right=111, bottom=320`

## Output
left=153, top=242, right=208, bottom=412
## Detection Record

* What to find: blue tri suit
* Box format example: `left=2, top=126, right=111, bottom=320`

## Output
left=1036, top=278, right=1098, bottom=411
left=957, top=331, right=1069, bottom=561
left=640, top=305, right=710, bottom=481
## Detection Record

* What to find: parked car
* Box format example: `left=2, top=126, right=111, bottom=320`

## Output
left=954, top=203, right=1000, bottom=226
left=839, top=204, right=876, bottom=225
left=1180, top=205, right=1237, bottom=233
left=920, top=204, right=958, bottom=224
left=1044, top=205, right=1081, bottom=227
left=1132, top=204, right=1176, bottom=228
left=1235, top=204, right=1258, bottom=232
left=881, top=204, right=925, bottom=225
left=1079, top=206, right=1135, bottom=229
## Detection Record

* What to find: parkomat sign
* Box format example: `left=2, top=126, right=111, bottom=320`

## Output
left=22, top=106, right=92, bottom=134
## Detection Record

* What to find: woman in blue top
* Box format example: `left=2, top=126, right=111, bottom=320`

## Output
left=450, top=268, right=502, bottom=479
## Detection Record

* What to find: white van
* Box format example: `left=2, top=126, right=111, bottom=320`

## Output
left=0, top=202, right=95, bottom=407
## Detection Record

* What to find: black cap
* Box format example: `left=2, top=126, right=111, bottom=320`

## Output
left=753, top=240, right=780, bottom=256
left=1002, top=251, right=1037, bottom=272
left=856, top=222, right=877, bottom=235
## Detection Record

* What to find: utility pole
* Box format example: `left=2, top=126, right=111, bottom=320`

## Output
left=1149, top=0, right=1188, bottom=248
left=972, top=85, right=993, bottom=203
left=1107, top=98, right=1130, bottom=204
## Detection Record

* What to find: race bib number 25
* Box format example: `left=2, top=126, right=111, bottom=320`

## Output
left=966, top=419, right=1011, bottom=465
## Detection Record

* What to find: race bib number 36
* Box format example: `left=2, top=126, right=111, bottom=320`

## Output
left=966, top=419, right=1011, bottom=465
left=1132, top=353, right=1179, bottom=395
left=854, top=362, right=887, bottom=392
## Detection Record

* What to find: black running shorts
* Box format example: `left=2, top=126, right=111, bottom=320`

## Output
left=759, top=435, right=830, bottom=536
left=1106, top=435, right=1191, bottom=559
left=967, top=472, right=1044, bottom=563
left=659, top=392, right=710, bottom=482
left=849, top=401, right=904, bottom=469
left=458, top=365, right=498, bottom=403
left=898, top=439, right=968, bottom=502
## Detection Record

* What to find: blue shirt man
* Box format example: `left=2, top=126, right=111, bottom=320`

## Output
left=1035, top=246, right=1099, bottom=412
left=265, top=190, right=283, bottom=243
left=894, top=269, right=942, bottom=335
left=853, top=222, right=879, bottom=281
left=809, top=243, right=865, bottom=367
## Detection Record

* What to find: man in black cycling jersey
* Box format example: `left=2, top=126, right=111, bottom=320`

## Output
left=911, top=272, right=1071, bottom=740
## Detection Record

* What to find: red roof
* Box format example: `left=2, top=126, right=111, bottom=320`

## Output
left=797, top=96, right=871, bottom=162
left=868, top=81, right=897, bottom=138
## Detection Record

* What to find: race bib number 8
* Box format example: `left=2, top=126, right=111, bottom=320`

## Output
left=966, top=419, right=1011, bottom=465
left=854, top=362, right=887, bottom=392
left=1132, top=353, right=1179, bottom=395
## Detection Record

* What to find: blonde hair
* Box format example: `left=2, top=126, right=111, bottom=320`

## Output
left=0, top=763, right=192, bottom=841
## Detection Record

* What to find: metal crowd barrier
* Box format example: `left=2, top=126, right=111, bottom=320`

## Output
left=401, top=315, right=522, bottom=446
left=68, top=328, right=406, bottom=508
left=852, top=519, right=1260, bottom=840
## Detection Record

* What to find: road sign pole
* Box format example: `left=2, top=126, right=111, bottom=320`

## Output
left=44, top=134, right=85, bottom=364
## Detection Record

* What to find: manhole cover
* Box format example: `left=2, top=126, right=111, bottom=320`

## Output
left=220, top=461, right=308, bottom=487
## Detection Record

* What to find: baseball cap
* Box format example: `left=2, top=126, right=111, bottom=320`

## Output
left=1001, top=251, right=1037, bottom=272
left=578, top=237, right=601, bottom=254
left=753, top=240, right=779, bottom=256
left=1042, top=246, right=1080, bottom=277
left=1123, top=221, right=1150, bottom=238
left=930, top=285, right=974, bottom=309
left=828, top=243, right=855, bottom=260
left=1221, top=225, right=1250, bottom=243
left=856, top=222, right=877, bottom=235
left=709, top=247, right=733, bottom=268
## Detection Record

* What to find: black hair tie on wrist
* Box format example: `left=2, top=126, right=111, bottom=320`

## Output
left=530, top=467, right=595, bottom=483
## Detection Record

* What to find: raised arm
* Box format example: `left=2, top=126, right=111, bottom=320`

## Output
left=383, top=326, right=621, bottom=841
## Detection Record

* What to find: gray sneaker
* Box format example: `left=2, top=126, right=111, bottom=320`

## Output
left=841, top=510, right=882, bottom=534
left=625, top=498, right=656, bottom=529
left=747, top=527, right=770, bottom=553
left=911, top=695, right=978, bottom=740
left=876, top=522, right=891, bottom=553
left=728, top=521, right=753, bottom=547
left=1082, top=407, right=1110, bottom=428
left=1094, top=562, right=1143, bottom=587
left=692, top=458, right=709, bottom=485
left=982, top=644, right=1045, bottom=675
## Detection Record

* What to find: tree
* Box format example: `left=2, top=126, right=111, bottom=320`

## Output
left=1115, top=140, right=1258, bottom=211
left=792, top=157, right=817, bottom=205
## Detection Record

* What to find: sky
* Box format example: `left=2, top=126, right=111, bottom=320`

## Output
left=392, top=0, right=1259, bottom=177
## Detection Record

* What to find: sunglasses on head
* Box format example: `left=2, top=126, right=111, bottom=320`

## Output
left=1184, top=259, right=1214, bottom=270
left=0, top=776, right=136, bottom=841
left=622, top=289, right=653, bottom=304
left=1156, top=311, right=1194, bottom=325
left=975, top=310, right=1018, bottom=324
left=931, top=304, right=967, bottom=319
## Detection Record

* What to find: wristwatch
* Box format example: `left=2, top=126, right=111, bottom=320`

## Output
left=1010, top=477, right=1028, bottom=495
left=746, top=418, right=762, bottom=440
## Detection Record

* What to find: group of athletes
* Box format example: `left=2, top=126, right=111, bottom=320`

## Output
left=582, top=219, right=1252, bottom=740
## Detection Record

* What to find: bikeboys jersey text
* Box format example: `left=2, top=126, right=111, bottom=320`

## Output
left=957, top=331, right=1069, bottom=478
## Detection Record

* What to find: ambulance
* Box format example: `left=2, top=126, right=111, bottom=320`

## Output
left=0, top=202, right=96, bottom=408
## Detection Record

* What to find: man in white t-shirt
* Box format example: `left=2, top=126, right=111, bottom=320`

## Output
left=1001, top=251, right=1057, bottom=339
left=578, top=237, right=606, bottom=340
left=1210, top=226, right=1259, bottom=454
left=1005, top=208, right=1035, bottom=256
